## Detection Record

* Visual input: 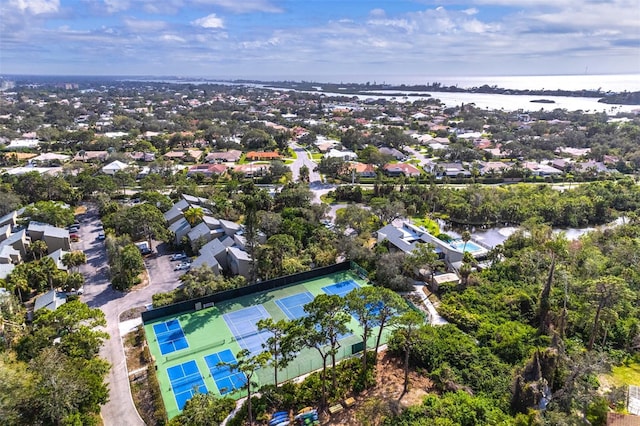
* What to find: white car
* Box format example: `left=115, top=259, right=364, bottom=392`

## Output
left=170, top=253, right=188, bottom=261
left=174, top=262, right=191, bottom=271
left=66, top=287, right=84, bottom=296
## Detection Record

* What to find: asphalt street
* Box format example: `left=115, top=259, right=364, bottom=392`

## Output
left=75, top=206, right=184, bottom=426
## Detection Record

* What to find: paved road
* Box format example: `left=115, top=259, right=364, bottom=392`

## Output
left=75, top=206, right=184, bottom=426
left=289, top=142, right=321, bottom=184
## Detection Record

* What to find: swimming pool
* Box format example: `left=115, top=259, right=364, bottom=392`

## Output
left=450, top=239, right=484, bottom=253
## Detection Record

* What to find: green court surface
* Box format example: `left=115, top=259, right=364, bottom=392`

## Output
left=143, top=270, right=393, bottom=419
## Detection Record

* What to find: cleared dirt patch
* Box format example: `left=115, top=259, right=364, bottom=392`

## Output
left=325, top=351, right=433, bottom=425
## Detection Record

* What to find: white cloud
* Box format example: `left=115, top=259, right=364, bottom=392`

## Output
left=10, top=0, right=59, bottom=14
left=123, top=18, right=167, bottom=32
left=103, top=0, right=130, bottom=13
left=160, top=34, right=186, bottom=43
left=368, top=8, right=386, bottom=18
left=367, top=18, right=415, bottom=33
left=192, top=0, right=282, bottom=13
left=192, top=13, right=225, bottom=29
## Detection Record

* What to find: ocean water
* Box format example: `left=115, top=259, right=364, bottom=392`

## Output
left=140, top=73, right=640, bottom=92
left=342, top=74, right=640, bottom=92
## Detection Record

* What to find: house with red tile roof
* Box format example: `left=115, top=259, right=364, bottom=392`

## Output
left=348, top=162, right=377, bottom=178
left=246, top=151, right=281, bottom=161
left=383, top=163, right=422, bottom=177
left=187, top=164, right=227, bottom=177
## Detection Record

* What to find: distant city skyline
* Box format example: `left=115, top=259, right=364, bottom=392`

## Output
left=1, top=0, right=639, bottom=79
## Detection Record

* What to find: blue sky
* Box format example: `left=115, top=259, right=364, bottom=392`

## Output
left=1, top=0, right=639, bottom=81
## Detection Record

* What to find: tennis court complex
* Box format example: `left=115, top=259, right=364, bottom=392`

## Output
left=143, top=270, right=393, bottom=419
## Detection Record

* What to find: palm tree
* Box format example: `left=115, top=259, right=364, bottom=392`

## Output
left=461, top=230, right=471, bottom=253
left=183, top=207, right=204, bottom=226
left=29, top=240, right=48, bottom=260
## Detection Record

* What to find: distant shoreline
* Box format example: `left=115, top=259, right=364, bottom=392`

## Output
left=2, top=74, right=640, bottom=105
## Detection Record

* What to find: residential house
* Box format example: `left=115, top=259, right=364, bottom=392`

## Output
left=191, top=237, right=235, bottom=273
left=30, top=153, right=71, bottom=166
left=164, top=204, right=185, bottom=226
left=205, top=150, right=242, bottom=163
left=478, top=161, right=513, bottom=176
left=187, top=222, right=214, bottom=251
left=426, top=162, right=471, bottom=178
left=379, top=147, right=406, bottom=161
left=523, top=162, right=563, bottom=177
left=377, top=221, right=486, bottom=269
left=168, top=218, right=191, bottom=245
left=246, top=151, right=282, bottom=161
left=219, top=219, right=242, bottom=237
left=163, top=150, right=203, bottom=162
left=27, top=222, right=71, bottom=253
left=186, top=164, right=227, bottom=178
left=228, top=246, right=251, bottom=278
left=73, top=151, right=109, bottom=162
left=101, top=160, right=130, bottom=176
left=48, top=248, right=71, bottom=271
left=0, top=211, right=18, bottom=228
left=0, top=224, right=11, bottom=243
left=233, top=164, right=269, bottom=178
left=324, top=148, right=357, bottom=161
left=383, top=163, right=422, bottom=177
left=34, top=289, right=67, bottom=312
left=348, top=162, right=377, bottom=178
left=0, top=230, right=29, bottom=261
left=181, top=194, right=210, bottom=207
left=128, top=152, right=156, bottom=162
left=0, top=263, right=14, bottom=280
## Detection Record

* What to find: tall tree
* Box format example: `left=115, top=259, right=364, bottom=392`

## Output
left=62, top=250, right=87, bottom=273
left=371, top=287, right=406, bottom=357
left=256, top=318, right=301, bottom=386
left=346, top=287, right=381, bottom=376
left=392, top=310, right=424, bottom=395
left=303, top=294, right=352, bottom=390
left=29, top=240, right=49, bottom=260
left=406, top=242, right=443, bottom=285
left=116, top=203, right=169, bottom=249
left=461, top=230, right=471, bottom=253
left=230, top=349, right=270, bottom=426
left=537, top=230, right=568, bottom=335
left=586, top=276, right=632, bottom=351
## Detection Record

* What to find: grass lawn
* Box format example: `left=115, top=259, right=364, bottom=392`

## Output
left=311, top=153, right=323, bottom=160
left=605, top=362, right=640, bottom=387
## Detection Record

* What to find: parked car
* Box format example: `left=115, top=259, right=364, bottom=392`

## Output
left=174, top=262, right=191, bottom=271
left=71, top=222, right=81, bottom=229
left=70, top=234, right=80, bottom=242
left=170, top=253, right=188, bottom=261
left=66, top=287, right=84, bottom=296
left=69, top=226, right=79, bottom=233
left=97, top=232, right=105, bottom=241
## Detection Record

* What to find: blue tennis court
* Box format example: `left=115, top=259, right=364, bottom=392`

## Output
left=275, top=291, right=314, bottom=320
left=167, top=360, right=207, bottom=410
left=204, top=349, right=248, bottom=395
left=322, top=279, right=360, bottom=297
left=223, top=305, right=273, bottom=356
left=153, top=319, right=189, bottom=355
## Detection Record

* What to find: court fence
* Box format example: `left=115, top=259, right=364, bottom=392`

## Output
left=142, top=261, right=364, bottom=323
